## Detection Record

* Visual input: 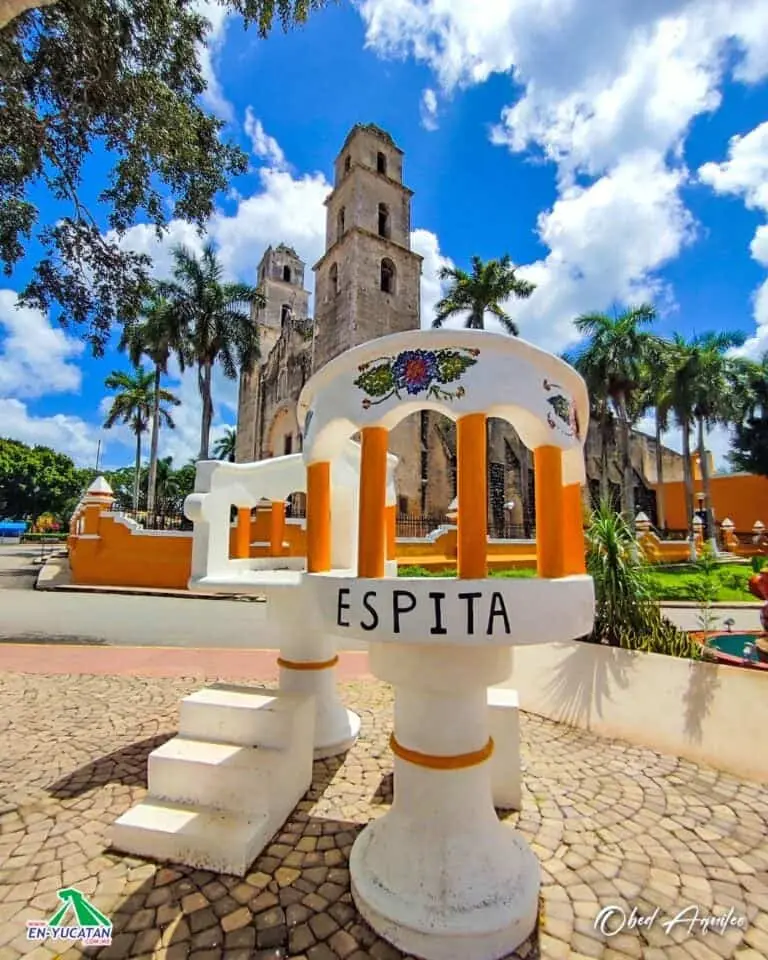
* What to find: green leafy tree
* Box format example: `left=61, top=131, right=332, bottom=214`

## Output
left=163, top=242, right=264, bottom=459
left=213, top=426, right=236, bottom=462
left=571, top=304, right=657, bottom=520
left=432, top=255, right=535, bottom=334
left=0, top=437, right=89, bottom=519
left=729, top=353, right=768, bottom=477
left=119, top=290, right=186, bottom=512
left=103, top=366, right=178, bottom=511
left=0, top=0, right=330, bottom=351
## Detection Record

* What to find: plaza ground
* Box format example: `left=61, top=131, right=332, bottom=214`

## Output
left=0, top=545, right=767, bottom=959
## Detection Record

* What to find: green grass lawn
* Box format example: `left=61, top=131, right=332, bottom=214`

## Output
left=398, top=562, right=757, bottom=602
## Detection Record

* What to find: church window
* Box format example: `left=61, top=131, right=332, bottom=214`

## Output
left=283, top=265, right=291, bottom=282
left=344, top=155, right=351, bottom=173
left=378, top=203, right=390, bottom=239
left=377, top=152, right=387, bottom=175
left=337, top=207, right=345, bottom=241
left=283, top=435, right=293, bottom=455
left=380, top=258, right=395, bottom=294
left=281, top=304, right=291, bottom=327
left=329, top=263, right=338, bottom=296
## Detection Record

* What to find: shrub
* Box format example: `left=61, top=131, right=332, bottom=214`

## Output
left=584, top=501, right=699, bottom=658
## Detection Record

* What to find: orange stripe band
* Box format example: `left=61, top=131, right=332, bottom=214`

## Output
left=389, top=733, right=494, bottom=770
left=276, top=655, right=339, bottom=671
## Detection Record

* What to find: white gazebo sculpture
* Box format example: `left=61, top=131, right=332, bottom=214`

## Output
left=298, top=328, right=595, bottom=960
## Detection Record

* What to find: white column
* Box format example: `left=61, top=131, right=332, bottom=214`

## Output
left=270, top=581, right=360, bottom=758
left=350, top=643, right=539, bottom=960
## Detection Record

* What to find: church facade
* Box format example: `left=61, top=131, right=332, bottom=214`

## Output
left=236, top=123, right=683, bottom=531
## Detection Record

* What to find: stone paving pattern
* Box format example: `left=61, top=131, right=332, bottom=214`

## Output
left=0, top=673, right=766, bottom=960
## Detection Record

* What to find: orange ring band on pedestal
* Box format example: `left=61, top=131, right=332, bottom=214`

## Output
left=389, top=733, right=494, bottom=770
left=276, top=655, right=339, bottom=671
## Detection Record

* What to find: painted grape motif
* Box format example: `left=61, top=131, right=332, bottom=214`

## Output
left=354, top=347, right=479, bottom=408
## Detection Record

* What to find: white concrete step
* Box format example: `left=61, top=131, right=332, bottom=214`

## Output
left=179, top=683, right=303, bottom=748
left=148, top=737, right=282, bottom=814
left=110, top=799, right=272, bottom=876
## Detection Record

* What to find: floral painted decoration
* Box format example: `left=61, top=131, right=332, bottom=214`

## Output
left=543, top=379, right=580, bottom=440
left=354, top=347, right=479, bottom=408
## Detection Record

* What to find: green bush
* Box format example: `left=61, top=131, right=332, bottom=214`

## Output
left=21, top=533, right=68, bottom=542
left=584, top=501, right=699, bottom=658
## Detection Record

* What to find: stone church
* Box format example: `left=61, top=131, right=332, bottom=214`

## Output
left=236, top=123, right=684, bottom=532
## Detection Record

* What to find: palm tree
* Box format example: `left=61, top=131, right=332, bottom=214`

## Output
left=565, top=347, right=614, bottom=505
left=571, top=305, right=657, bottom=519
left=432, top=255, right=535, bottom=333
left=213, top=427, right=237, bottom=462
left=689, top=331, right=746, bottom=546
left=729, top=353, right=768, bottom=477
left=103, top=367, right=177, bottom=512
left=119, top=290, right=185, bottom=513
left=432, top=254, right=536, bottom=529
left=163, top=242, right=265, bottom=460
left=640, top=338, right=675, bottom=533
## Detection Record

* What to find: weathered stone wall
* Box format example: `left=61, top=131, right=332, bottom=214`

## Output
left=257, top=319, right=313, bottom=459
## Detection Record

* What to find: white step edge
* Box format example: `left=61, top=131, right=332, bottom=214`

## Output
left=110, top=799, right=271, bottom=877
left=179, top=683, right=304, bottom=748
left=147, top=737, right=282, bottom=814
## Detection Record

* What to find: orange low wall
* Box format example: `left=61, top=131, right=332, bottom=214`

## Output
left=70, top=514, right=193, bottom=590
left=657, top=472, right=768, bottom=532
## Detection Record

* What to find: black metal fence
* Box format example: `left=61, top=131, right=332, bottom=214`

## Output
left=119, top=508, right=193, bottom=532
left=395, top=515, right=534, bottom=540
left=396, top=515, right=445, bottom=538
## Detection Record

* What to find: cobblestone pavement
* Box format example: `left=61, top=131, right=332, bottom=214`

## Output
left=0, top=673, right=766, bottom=960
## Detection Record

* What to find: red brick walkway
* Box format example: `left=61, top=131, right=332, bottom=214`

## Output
left=0, top=643, right=372, bottom=679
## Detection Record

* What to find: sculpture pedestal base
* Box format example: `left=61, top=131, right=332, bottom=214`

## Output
left=351, top=644, right=539, bottom=960
left=271, top=584, right=360, bottom=758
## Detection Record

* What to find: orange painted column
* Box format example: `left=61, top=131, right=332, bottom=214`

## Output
left=457, top=413, right=488, bottom=579
left=307, top=461, right=331, bottom=572
left=235, top=507, right=251, bottom=559
left=534, top=446, right=566, bottom=578
left=385, top=505, right=397, bottom=561
left=357, top=427, right=389, bottom=578
left=269, top=501, right=286, bottom=557
left=563, top=483, right=586, bottom=575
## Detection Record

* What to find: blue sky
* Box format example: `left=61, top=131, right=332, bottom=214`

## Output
left=1, top=0, right=767, bottom=470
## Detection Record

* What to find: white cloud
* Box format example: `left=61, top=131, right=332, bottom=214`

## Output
left=514, top=152, right=695, bottom=350
left=357, top=0, right=768, bottom=359
left=0, top=398, right=108, bottom=467
left=698, top=121, right=768, bottom=210
left=194, top=1, right=234, bottom=121
left=358, top=1, right=768, bottom=165
left=420, top=88, right=439, bottom=131
left=699, top=121, right=768, bottom=356
left=244, top=109, right=287, bottom=168
left=0, top=291, right=84, bottom=399
left=210, top=167, right=330, bottom=291
left=411, top=228, right=452, bottom=327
